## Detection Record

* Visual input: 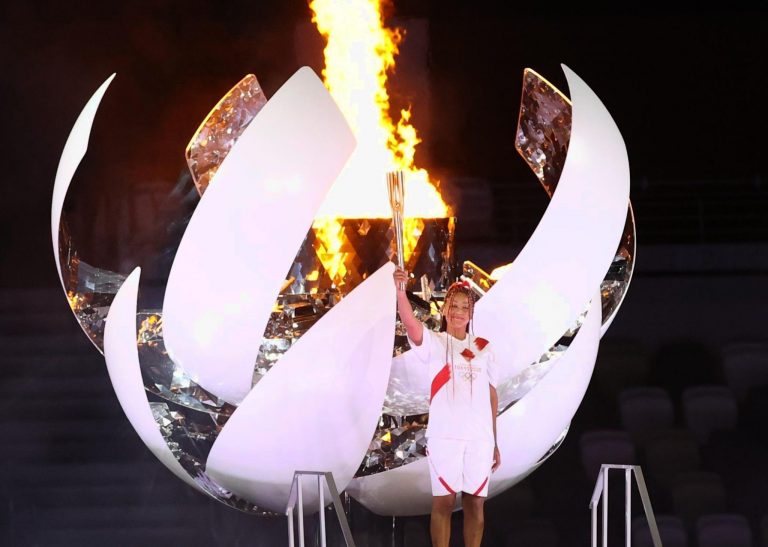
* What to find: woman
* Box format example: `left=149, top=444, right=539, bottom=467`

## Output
left=393, top=267, right=500, bottom=547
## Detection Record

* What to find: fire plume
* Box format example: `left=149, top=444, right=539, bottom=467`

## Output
left=309, top=0, right=448, bottom=220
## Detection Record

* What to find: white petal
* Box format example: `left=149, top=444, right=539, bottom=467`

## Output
left=103, top=268, right=204, bottom=493
left=161, top=67, right=356, bottom=406
left=473, top=64, right=630, bottom=384
left=206, top=263, right=396, bottom=513
left=486, top=289, right=601, bottom=495
left=346, top=455, right=432, bottom=516
left=51, top=74, right=115, bottom=351
left=51, top=74, right=115, bottom=285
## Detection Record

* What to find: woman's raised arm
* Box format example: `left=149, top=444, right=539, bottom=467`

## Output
left=393, top=266, right=424, bottom=345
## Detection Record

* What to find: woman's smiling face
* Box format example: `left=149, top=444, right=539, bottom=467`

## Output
left=444, top=292, right=471, bottom=332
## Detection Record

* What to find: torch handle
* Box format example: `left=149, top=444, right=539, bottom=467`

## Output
left=394, top=211, right=405, bottom=291
left=387, top=170, right=406, bottom=291
left=394, top=211, right=405, bottom=269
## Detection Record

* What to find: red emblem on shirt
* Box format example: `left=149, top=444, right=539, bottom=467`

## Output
left=460, top=348, right=475, bottom=360
left=474, top=337, right=489, bottom=351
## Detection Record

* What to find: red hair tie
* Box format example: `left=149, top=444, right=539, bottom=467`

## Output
left=449, top=280, right=470, bottom=290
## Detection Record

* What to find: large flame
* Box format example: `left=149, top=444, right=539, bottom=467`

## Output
left=309, top=0, right=448, bottom=220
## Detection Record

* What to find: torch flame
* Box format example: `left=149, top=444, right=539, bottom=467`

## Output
left=309, top=0, right=448, bottom=219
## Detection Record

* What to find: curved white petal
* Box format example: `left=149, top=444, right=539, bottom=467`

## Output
left=162, top=67, right=356, bottom=406
left=206, top=263, right=396, bottom=514
left=346, top=450, right=431, bottom=516
left=486, top=289, right=601, bottom=495
left=103, top=267, right=204, bottom=494
left=51, top=74, right=115, bottom=284
left=51, top=74, right=115, bottom=350
left=473, top=64, right=630, bottom=383
left=348, top=289, right=601, bottom=515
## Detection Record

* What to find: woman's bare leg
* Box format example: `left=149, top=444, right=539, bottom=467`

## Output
left=430, top=494, right=456, bottom=547
left=462, top=493, right=485, bottom=547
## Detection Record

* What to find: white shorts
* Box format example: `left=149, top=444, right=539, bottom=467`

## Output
left=426, top=438, right=494, bottom=497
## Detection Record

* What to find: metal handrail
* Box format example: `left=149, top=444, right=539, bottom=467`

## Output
left=589, top=464, right=662, bottom=547
left=286, top=471, right=356, bottom=547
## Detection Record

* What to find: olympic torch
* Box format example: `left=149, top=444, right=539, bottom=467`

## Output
left=387, top=170, right=406, bottom=291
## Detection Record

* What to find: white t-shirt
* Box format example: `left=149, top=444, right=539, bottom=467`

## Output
left=408, top=329, right=497, bottom=443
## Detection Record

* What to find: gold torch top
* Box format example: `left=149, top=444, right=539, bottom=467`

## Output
left=386, top=170, right=405, bottom=216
